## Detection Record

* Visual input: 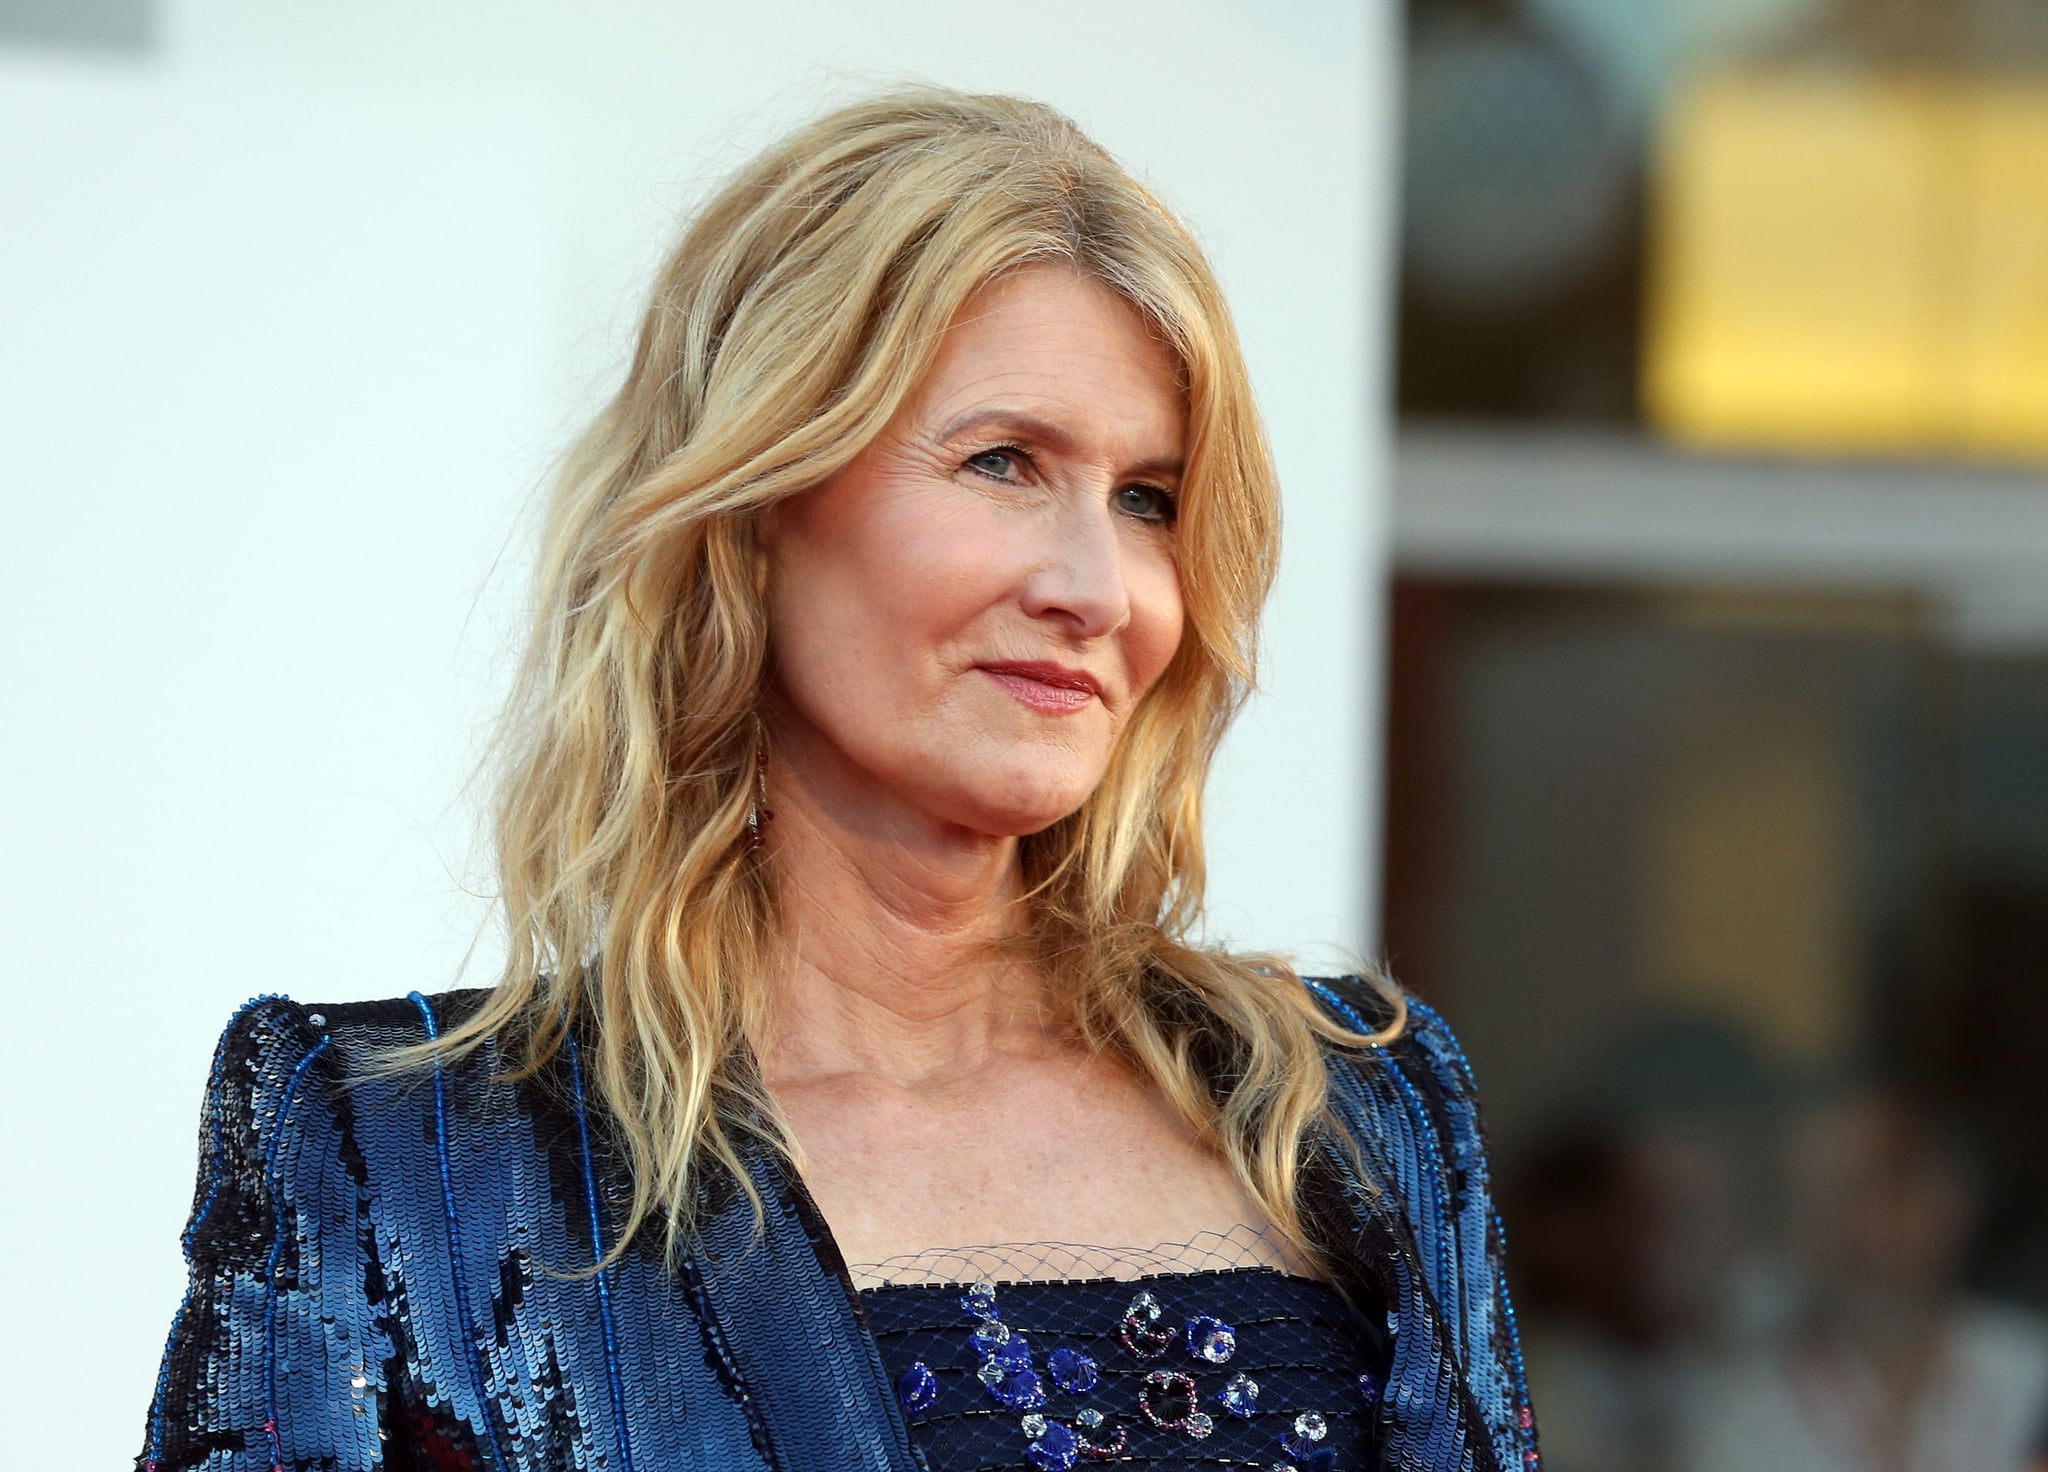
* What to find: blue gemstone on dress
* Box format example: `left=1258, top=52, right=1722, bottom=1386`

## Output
left=1281, top=1414, right=1334, bottom=1461
left=896, top=1361, right=939, bottom=1414
left=1185, top=1314, right=1237, bottom=1363
left=989, top=1362, right=1046, bottom=1410
left=1357, top=1370, right=1384, bottom=1405
left=961, top=1281, right=1000, bottom=1319
left=1046, top=1346, right=1098, bottom=1394
left=970, top=1319, right=1013, bottom=1354
left=1025, top=1420, right=1079, bottom=1471
left=1219, top=1371, right=1260, bottom=1417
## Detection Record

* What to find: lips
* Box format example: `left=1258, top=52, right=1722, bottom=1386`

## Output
left=977, top=660, right=1104, bottom=714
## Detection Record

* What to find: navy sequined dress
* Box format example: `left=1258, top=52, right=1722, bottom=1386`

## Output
left=861, top=1267, right=1391, bottom=1470
left=137, top=978, right=1541, bottom=1472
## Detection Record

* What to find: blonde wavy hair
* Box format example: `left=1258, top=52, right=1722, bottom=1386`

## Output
left=413, top=86, right=1403, bottom=1270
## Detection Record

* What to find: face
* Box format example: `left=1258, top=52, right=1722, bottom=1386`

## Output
left=755, top=264, right=1187, bottom=841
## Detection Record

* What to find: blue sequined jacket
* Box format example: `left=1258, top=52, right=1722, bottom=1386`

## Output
left=139, top=977, right=1540, bottom=1472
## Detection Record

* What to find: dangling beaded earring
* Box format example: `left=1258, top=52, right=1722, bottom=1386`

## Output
left=742, top=747, right=773, bottom=852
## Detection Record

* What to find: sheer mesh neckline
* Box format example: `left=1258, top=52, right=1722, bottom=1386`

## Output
left=845, top=1222, right=1316, bottom=1291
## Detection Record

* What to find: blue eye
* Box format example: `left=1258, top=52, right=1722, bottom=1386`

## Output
left=966, top=447, right=1026, bottom=481
left=1115, top=483, right=1178, bottom=525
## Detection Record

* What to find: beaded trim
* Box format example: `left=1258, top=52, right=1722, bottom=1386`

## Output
left=409, top=991, right=512, bottom=1470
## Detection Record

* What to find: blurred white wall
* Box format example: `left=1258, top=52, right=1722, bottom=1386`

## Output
left=0, top=2, right=1400, bottom=1457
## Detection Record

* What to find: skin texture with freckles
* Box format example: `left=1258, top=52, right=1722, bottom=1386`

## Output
left=756, top=264, right=1186, bottom=844
left=750, top=267, right=1290, bottom=1273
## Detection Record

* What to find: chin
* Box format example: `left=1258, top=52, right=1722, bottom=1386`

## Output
left=937, top=762, right=1101, bottom=838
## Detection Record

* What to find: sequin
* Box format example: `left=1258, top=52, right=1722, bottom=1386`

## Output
left=1024, top=1419, right=1079, bottom=1472
left=1046, top=1346, right=1099, bottom=1394
left=1219, top=1371, right=1260, bottom=1417
left=897, top=1361, right=939, bottom=1414
left=1185, top=1313, right=1237, bottom=1363
left=983, top=1358, right=1046, bottom=1411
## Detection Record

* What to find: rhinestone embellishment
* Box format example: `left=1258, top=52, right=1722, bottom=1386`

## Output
left=1046, top=1345, right=1099, bottom=1394
left=1219, top=1371, right=1260, bottom=1417
left=1024, top=1419, right=1079, bottom=1471
left=916, top=1270, right=1361, bottom=1469
left=1137, top=1368, right=1202, bottom=1432
left=895, top=1361, right=938, bottom=1414
left=1280, top=1407, right=1332, bottom=1459
left=1072, top=1407, right=1129, bottom=1461
left=1185, top=1313, right=1237, bottom=1364
left=960, top=1281, right=1000, bottom=1319
left=982, top=1348, right=1046, bottom=1411
left=1118, top=1290, right=1175, bottom=1360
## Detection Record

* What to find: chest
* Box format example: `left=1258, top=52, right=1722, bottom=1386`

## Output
left=773, top=1049, right=1269, bottom=1271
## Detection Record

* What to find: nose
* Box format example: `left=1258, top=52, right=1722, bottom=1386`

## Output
left=1019, top=496, right=1131, bottom=640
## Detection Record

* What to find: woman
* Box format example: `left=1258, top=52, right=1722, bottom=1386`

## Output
left=139, top=89, right=1539, bottom=1472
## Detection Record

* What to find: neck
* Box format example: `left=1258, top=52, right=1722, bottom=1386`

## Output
left=751, top=730, right=1054, bottom=1091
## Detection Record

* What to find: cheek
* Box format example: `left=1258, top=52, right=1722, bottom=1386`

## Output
left=766, top=493, right=1002, bottom=695
left=1125, top=553, right=1187, bottom=694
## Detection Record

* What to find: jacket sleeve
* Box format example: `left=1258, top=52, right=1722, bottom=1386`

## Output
left=1307, top=974, right=1542, bottom=1472
left=138, top=997, right=395, bottom=1472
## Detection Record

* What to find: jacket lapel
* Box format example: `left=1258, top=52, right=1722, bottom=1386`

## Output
left=682, top=1142, right=923, bottom=1472
left=1303, top=1117, right=1506, bottom=1472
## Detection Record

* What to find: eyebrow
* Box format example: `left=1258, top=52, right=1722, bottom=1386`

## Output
left=935, top=406, right=1185, bottom=483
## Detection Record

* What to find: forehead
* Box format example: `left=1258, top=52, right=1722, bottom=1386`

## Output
left=904, top=265, right=1187, bottom=456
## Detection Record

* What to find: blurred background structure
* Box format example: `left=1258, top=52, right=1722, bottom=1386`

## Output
left=1386, top=0, right=2048, bottom=1466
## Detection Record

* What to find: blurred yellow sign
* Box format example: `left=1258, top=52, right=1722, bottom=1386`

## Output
left=1645, top=69, right=2048, bottom=461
